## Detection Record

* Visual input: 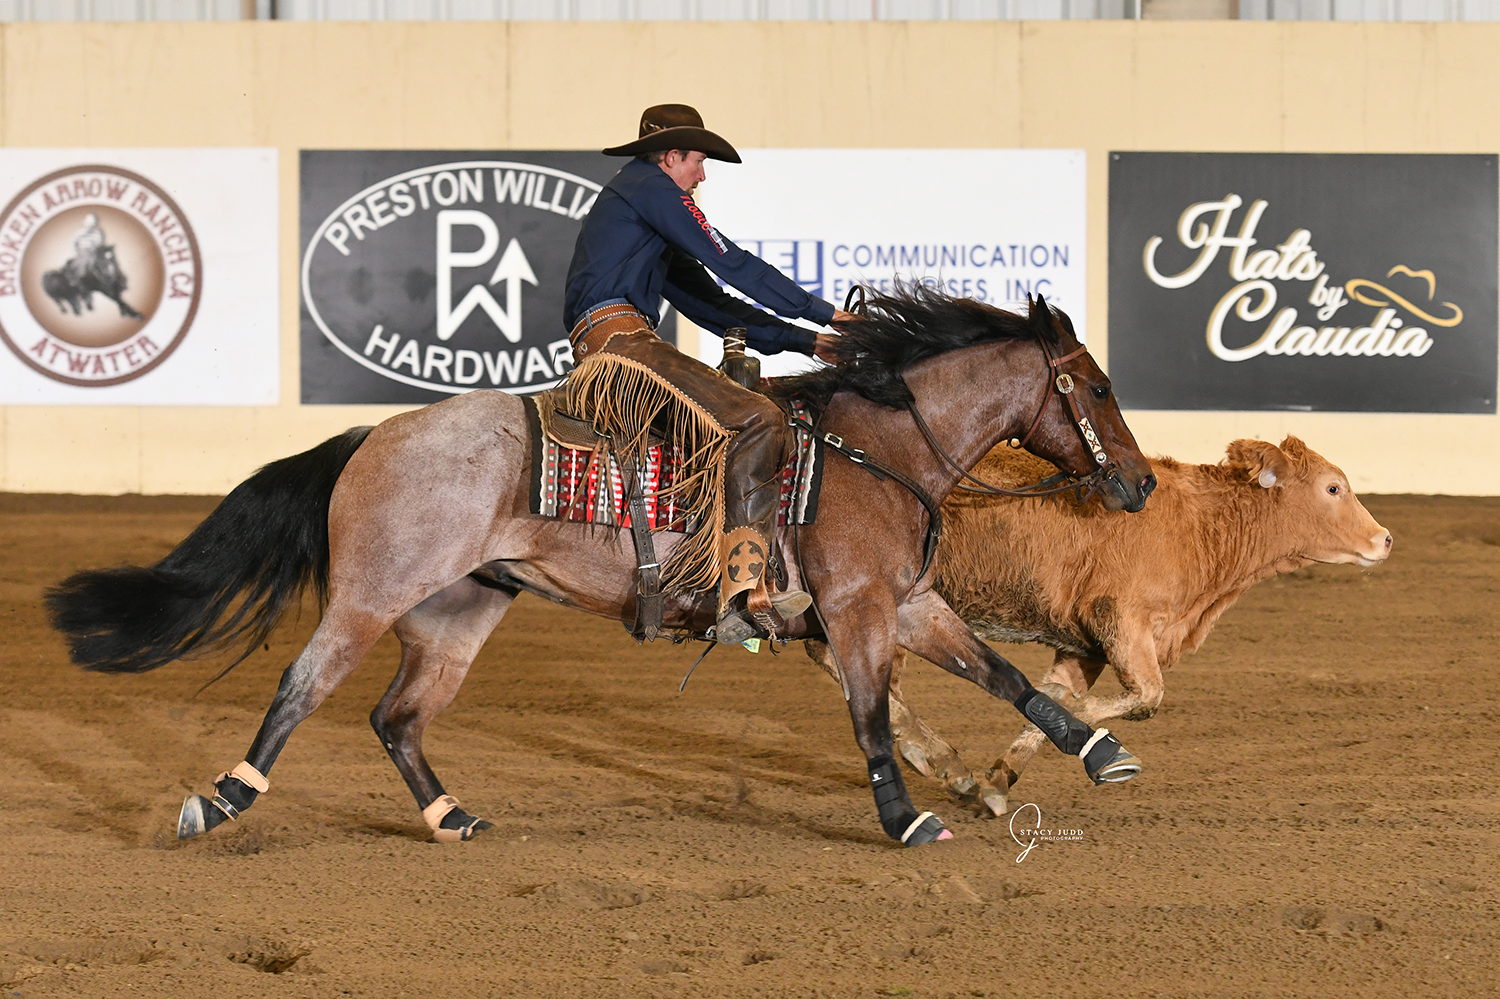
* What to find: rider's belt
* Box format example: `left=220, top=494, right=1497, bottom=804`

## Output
left=570, top=302, right=654, bottom=360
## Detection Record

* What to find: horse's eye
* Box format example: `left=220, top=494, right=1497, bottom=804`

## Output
left=1327, top=484, right=1340, bottom=495
left=1091, top=385, right=1110, bottom=400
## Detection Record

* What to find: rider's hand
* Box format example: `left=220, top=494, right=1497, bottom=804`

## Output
left=813, top=333, right=841, bottom=363
left=832, top=309, right=859, bottom=324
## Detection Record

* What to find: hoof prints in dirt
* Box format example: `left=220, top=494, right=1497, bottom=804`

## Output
left=719, top=879, right=768, bottom=901
left=2, top=934, right=316, bottom=986
left=519, top=878, right=654, bottom=910
left=1, top=936, right=160, bottom=987
left=1282, top=906, right=1387, bottom=935
left=227, top=937, right=313, bottom=974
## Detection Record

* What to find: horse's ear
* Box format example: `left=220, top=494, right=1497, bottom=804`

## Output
left=1027, top=294, right=1057, bottom=342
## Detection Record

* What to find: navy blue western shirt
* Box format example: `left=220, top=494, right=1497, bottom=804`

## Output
left=565, top=158, right=835, bottom=355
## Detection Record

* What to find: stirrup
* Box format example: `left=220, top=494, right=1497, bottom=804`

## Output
left=714, top=608, right=761, bottom=645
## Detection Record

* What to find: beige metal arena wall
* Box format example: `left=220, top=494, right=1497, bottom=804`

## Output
left=0, top=19, right=1496, bottom=495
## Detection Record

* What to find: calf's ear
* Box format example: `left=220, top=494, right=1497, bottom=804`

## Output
left=1277, top=435, right=1315, bottom=473
left=1225, top=439, right=1293, bottom=488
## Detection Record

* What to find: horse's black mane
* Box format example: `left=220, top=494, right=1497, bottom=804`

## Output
left=766, top=282, right=1069, bottom=410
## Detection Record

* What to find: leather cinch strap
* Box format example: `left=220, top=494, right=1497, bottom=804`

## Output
left=621, top=455, right=663, bottom=642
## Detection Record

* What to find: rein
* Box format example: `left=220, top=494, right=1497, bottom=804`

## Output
left=788, top=408, right=945, bottom=584
left=799, top=288, right=1123, bottom=584
left=909, top=335, right=1117, bottom=502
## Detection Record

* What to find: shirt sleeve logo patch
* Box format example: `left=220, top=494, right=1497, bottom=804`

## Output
left=680, top=195, right=728, bottom=255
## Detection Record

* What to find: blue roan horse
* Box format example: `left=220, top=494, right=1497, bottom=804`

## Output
left=47, top=287, right=1156, bottom=848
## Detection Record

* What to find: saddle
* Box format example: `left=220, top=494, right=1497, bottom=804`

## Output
left=525, top=388, right=670, bottom=640
left=524, top=339, right=825, bottom=644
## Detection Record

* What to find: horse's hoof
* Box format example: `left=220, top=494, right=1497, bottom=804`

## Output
left=177, top=794, right=210, bottom=839
left=425, top=794, right=493, bottom=843
left=434, top=816, right=491, bottom=843
left=1081, top=729, right=1142, bottom=785
left=900, top=811, right=950, bottom=846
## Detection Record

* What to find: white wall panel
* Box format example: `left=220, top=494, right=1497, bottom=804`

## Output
left=0, top=0, right=246, bottom=19
left=1241, top=0, right=1500, bottom=17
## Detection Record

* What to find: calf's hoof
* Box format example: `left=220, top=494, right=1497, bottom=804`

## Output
left=1080, top=730, right=1142, bottom=785
left=945, top=774, right=1008, bottom=818
left=977, top=786, right=1008, bottom=817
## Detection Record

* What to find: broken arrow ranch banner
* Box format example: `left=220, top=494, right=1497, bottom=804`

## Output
left=1108, top=153, right=1497, bottom=414
left=300, top=151, right=616, bottom=404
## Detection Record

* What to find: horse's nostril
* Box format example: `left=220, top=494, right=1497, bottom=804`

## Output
left=1140, top=474, right=1157, bottom=497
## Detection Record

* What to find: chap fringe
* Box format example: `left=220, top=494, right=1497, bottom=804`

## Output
left=561, top=353, right=729, bottom=593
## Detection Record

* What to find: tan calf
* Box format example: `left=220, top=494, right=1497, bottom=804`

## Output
left=822, top=435, right=1391, bottom=815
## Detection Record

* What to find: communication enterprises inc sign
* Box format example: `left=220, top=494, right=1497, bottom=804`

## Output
left=698, top=149, right=1086, bottom=377
left=300, top=150, right=617, bottom=404
left=1108, top=153, right=1497, bottom=413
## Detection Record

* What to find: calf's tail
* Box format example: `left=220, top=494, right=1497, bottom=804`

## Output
left=45, top=427, right=373, bottom=674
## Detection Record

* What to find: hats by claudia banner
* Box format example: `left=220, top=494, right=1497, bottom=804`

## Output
left=602, top=104, right=741, bottom=163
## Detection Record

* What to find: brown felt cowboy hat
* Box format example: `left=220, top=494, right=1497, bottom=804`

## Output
left=602, top=104, right=742, bottom=163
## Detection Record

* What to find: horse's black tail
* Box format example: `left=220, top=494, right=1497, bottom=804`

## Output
left=45, top=427, right=374, bottom=674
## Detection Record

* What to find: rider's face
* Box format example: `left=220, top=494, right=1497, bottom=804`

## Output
left=659, top=150, right=708, bottom=194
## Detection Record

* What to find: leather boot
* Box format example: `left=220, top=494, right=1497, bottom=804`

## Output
left=715, top=527, right=813, bottom=644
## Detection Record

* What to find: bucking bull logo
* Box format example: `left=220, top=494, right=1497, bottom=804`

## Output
left=1144, top=194, right=1456, bottom=362
left=302, top=160, right=602, bottom=397
left=0, top=165, right=201, bottom=386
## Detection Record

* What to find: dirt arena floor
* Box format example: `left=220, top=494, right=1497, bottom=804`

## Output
left=1, top=490, right=1496, bottom=998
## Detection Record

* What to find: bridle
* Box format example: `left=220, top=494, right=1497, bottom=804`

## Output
left=911, top=333, right=1118, bottom=503
left=788, top=288, right=1126, bottom=583
left=844, top=285, right=1121, bottom=502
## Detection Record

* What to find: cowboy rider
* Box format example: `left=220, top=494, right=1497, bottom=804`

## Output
left=565, top=104, right=855, bottom=644
left=65, top=212, right=107, bottom=283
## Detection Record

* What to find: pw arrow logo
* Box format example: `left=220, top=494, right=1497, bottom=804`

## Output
left=436, top=209, right=539, bottom=343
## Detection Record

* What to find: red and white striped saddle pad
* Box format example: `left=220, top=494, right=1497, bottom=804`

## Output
left=524, top=397, right=823, bottom=530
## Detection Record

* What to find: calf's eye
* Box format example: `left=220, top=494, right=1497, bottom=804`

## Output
left=1327, top=484, right=1340, bottom=495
